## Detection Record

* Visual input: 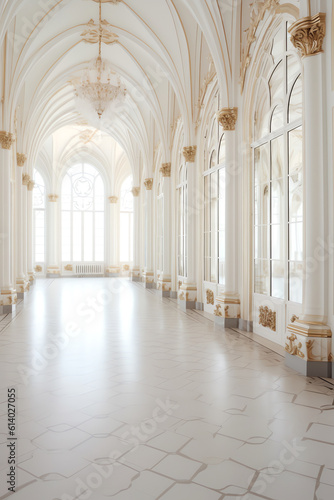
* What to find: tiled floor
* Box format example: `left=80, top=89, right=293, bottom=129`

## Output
left=0, top=278, right=334, bottom=499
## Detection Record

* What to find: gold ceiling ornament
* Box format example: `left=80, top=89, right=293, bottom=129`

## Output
left=131, top=187, right=140, bottom=197
left=109, top=196, right=118, bottom=203
left=288, top=13, right=326, bottom=58
left=160, top=163, right=171, bottom=177
left=27, top=180, right=35, bottom=191
left=48, top=194, right=59, bottom=202
left=240, top=0, right=280, bottom=92
left=0, top=131, right=15, bottom=150
left=75, top=0, right=126, bottom=119
left=144, top=178, right=153, bottom=190
left=183, top=146, right=197, bottom=163
left=217, top=107, right=238, bottom=131
left=17, top=153, right=27, bottom=167
left=259, top=306, right=276, bottom=332
left=22, top=174, right=30, bottom=186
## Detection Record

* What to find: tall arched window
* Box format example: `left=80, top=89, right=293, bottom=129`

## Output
left=61, top=163, right=105, bottom=263
left=253, top=21, right=303, bottom=303
left=33, top=170, right=46, bottom=264
left=120, top=176, right=133, bottom=263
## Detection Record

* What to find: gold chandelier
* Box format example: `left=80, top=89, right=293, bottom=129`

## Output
left=74, top=0, right=126, bottom=119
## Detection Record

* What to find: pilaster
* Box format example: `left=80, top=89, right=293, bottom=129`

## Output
left=106, top=196, right=120, bottom=276
left=46, top=194, right=60, bottom=278
left=142, top=178, right=154, bottom=288
left=131, top=187, right=141, bottom=281
left=157, top=163, right=172, bottom=297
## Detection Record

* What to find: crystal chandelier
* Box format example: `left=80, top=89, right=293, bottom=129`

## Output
left=74, top=0, right=126, bottom=120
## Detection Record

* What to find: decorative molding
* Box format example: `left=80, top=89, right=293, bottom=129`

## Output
left=17, top=153, right=27, bottom=167
left=22, top=174, right=30, bottom=186
left=27, top=180, right=35, bottom=191
left=285, top=334, right=305, bottom=358
left=214, top=304, right=223, bottom=317
left=240, top=0, right=280, bottom=92
left=64, top=264, right=73, bottom=271
left=0, top=131, right=15, bottom=150
left=217, top=107, right=238, bottom=131
left=131, top=187, right=140, bottom=197
left=35, top=265, right=42, bottom=273
left=291, top=315, right=299, bottom=323
left=183, top=146, right=197, bottom=163
left=109, top=196, right=118, bottom=203
left=206, top=289, right=214, bottom=305
left=144, top=178, right=153, bottom=190
left=289, top=12, right=326, bottom=58
left=259, top=306, right=276, bottom=331
left=160, top=163, right=171, bottom=177
left=48, top=194, right=59, bottom=202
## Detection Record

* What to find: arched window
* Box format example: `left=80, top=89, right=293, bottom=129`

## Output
left=203, top=91, right=226, bottom=284
left=33, top=170, right=46, bottom=264
left=120, top=176, right=133, bottom=263
left=61, top=163, right=105, bottom=263
left=177, top=158, right=187, bottom=277
left=253, top=21, right=303, bottom=303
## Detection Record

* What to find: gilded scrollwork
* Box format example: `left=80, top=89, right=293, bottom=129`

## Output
left=206, top=289, right=214, bottom=305
left=259, top=306, right=276, bottom=332
left=285, top=334, right=305, bottom=358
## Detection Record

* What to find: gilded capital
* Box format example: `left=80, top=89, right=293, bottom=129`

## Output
left=183, top=146, right=197, bottom=163
left=144, top=178, right=153, bottom=190
left=217, top=107, right=238, bottom=131
left=22, top=174, right=30, bottom=186
left=27, top=180, right=35, bottom=191
left=17, top=153, right=27, bottom=167
left=132, top=187, right=140, bottom=197
left=289, top=13, right=326, bottom=58
left=160, top=163, right=171, bottom=177
left=48, top=194, right=59, bottom=202
left=109, top=196, right=118, bottom=204
left=0, top=131, right=15, bottom=150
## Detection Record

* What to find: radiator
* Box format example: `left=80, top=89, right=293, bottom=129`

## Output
left=75, top=264, right=104, bottom=276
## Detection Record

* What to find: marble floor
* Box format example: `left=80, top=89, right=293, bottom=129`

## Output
left=0, top=278, right=334, bottom=500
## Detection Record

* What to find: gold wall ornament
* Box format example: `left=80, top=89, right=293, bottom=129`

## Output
left=17, top=153, right=27, bottom=167
left=289, top=13, right=326, bottom=58
left=206, top=289, right=214, bottom=305
left=240, top=0, right=280, bottom=92
left=131, top=187, right=140, bottom=197
left=64, top=264, right=73, bottom=271
left=259, top=306, right=276, bottom=331
left=225, top=306, right=230, bottom=317
left=48, top=194, right=59, bottom=202
left=144, top=178, right=153, bottom=190
left=35, top=265, right=42, bottom=272
left=183, top=146, right=197, bottom=163
left=27, top=180, right=35, bottom=191
left=109, top=196, right=118, bottom=203
left=123, top=264, right=130, bottom=271
left=217, top=108, right=238, bottom=131
left=306, top=340, right=316, bottom=361
left=214, top=304, right=223, bottom=317
left=160, top=163, right=171, bottom=177
left=0, top=131, right=15, bottom=150
left=285, top=334, right=305, bottom=358
left=291, top=315, right=299, bottom=323
left=22, top=174, right=30, bottom=186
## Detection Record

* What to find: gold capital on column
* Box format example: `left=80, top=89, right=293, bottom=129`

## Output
left=289, top=13, right=326, bottom=58
left=132, top=187, right=140, bottom=197
left=217, top=107, right=238, bottom=131
left=22, top=174, right=30, bottom=186
left=27, top=180, right=35, bottom=191
left=109, top=196, right=118, bottom=203
left=160, top=163, right=171, bottom=177
left=17, top=153, right=27, bottom=167
left=144, top=178, right=153, bottom=190
left=183, top=146, right=197, bottom=163
left=48, top=194, right=59, bottom=202
left=0, top=131, right=15, bottom=150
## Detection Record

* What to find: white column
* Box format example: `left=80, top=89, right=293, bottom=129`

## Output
left=46, top=195, right=60, bottom=277
left=0, top=132, right=17, bottom=312
left=214, top=108, right=241, bottom=327
left=285, top=12, right=332, bottom=377
left=158, top=163, right=172, bottom=296
left=131, top=187, right=141, bottom=281
left=16, top=158, right=31, bottom=297
left=143, top=178, right=154, bottom=288
left=27, top=181, right=35, bottom=286
left=178, top=146, right=197, bottom=309
left=106, top=196, right=120, bottom=276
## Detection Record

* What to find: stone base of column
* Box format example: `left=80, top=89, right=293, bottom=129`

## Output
left=214, top=294, right=241, bottom=329
left=106, top=266, right=120, bottom=277
left=178, top=284, right=197, bottom=310
left=0, top=289, right=17, bottom=313
left=285, top=319, right=332, bottom=378
left=157, top=275, right=172, bottom=297
left=142, top=271, right=154, bottom=289
left=28, top=272, right=36, bottom=286
left=46, top=266, right=61, bottom=278
left=130, top=267, right=141, bottom=282
left=16, top=278, right=30, bottom=299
